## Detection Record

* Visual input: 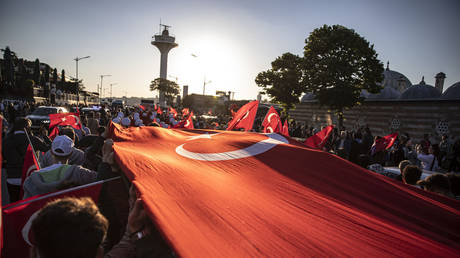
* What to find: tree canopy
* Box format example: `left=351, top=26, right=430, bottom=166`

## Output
left=255, top=52, right=304, bottom=110
left=303, top=25, right=384, bottom=126
left=150, top=78, right=180, bottom=105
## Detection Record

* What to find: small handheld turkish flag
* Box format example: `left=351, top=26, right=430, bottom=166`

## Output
left=262, top=106, right=282, bottom=133
left=226, top=100, right=259, bottom=131
left=304, top=125, right=334, bottom=149
left=281, top=119, right=289, bottom=137
left=371, top=132, right=398, bottom=155
left=49, top=113, right=82, bottom=130
left=169, top=107, right=178, bottom=118
left=174, top=112, right=194, bottom=129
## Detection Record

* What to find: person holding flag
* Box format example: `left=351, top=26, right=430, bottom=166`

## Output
left=2, top=118, right=51, bottom=202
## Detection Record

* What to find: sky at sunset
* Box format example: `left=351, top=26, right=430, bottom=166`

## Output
left=1, top=0, right=459, bottom=100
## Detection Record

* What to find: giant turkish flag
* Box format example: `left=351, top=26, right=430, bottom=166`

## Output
left=110, top=123, right=460, bottom=257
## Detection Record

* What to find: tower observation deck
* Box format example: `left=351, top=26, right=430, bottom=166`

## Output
left=151, top=24, right=178, bottom=105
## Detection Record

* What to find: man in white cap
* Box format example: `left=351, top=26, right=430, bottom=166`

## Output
left=39, top=127, right=85, bottom=168
left=22, top=135, right=100, bottom=199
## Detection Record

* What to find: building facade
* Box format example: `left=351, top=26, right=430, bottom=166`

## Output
left=290, top=64, right=460, bottom=142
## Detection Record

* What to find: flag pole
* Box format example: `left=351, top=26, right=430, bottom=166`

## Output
left=24, top=128, right=41, bottom=170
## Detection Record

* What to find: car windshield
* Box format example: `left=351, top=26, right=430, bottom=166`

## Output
left=31, top=108, right=58, bottom=116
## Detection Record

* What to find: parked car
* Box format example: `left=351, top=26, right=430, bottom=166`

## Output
left=26, top=106, right=68, bottom=129
left=111, top=99, right=125, bottom=109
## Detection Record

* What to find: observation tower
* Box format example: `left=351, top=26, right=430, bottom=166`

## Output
left=151, top=24, right=178, bottom=104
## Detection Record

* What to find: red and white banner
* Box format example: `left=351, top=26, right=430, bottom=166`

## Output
left=304, top=125, right=334, bottom=149
left=1, top=177, right=121, bottom=258
left=261, top=106, right=282, bottom=134
left=226, top=100, right=259, bottom=132
left=19, top=145, right=39, bottom=199
left=110, top=123, right=460, bottom=257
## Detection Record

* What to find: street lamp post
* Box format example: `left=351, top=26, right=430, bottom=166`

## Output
left=99, top=74, right=111, bottom=101
left=191, top=54, right=212, bottom=95
left=74, top=56, right=90, bottom=105
left=203, top=77, right=212, bottom=95
left=110, top=83, right=117, bottom=99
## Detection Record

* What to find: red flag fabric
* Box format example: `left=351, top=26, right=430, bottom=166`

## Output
left=48, top=126, right=60, bottom=140
left=0, top=116, right=3, bottom=251
left=261, top=106, right=282, bottom=133
left=229, top=104, right=238, bottom=118
left=48, top=113, right=82, bottom=130
left=174, top=112, right=194, bottom=129
left=226, top=100, right=259, bottom=131
left=304, top=125, right=334, bottom=149
left=139, top=104, right=146, bottom=111
left=282, top=119, right=289, bottom=137
left=157, top=107, right=163, bottom=115
left=1, top=178, right=121, bottom=258
left=169, top=107, right=178, bottom=118
left=110, top=123, right=460, bottom=257
left=19, top=145, right=39, bottom=199
left=182, top=108, right=190, bottom=117
left=372, top=132, right=398, bottom=155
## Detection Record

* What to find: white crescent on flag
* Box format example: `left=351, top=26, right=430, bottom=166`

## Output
left=267, top=113, right=277, bottom=123
left=176, top=133, right=288, bottom=161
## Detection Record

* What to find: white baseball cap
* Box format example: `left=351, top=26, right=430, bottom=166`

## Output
left=52, top=135, right=74, bottom=156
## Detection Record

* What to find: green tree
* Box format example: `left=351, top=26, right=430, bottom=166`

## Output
left=149, top=78, right=180, bottom=105
left=2, top=46, right=15, bottom=90
left=302, top=25, right=384, bottom=129
left=52, top=68, right=58, bottom=84
left=255, top=53, right=304, bottom=110
left=33, top=58, right=40, bottom=86
left=60, top=69, right=65, bottom=91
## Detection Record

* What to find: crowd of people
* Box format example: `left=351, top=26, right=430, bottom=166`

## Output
left=1, top=100, right=459, bottom=257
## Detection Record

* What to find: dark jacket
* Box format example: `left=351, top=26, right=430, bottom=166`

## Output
left=2, top=131, right=50, bottom=178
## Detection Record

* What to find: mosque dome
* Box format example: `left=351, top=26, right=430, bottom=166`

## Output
left=381, top=62, right=412, bottom=93
left=400, top=77, right=441, bottom=100
left=300, top=92, right=316, bottom=102
left=367, top=86, right=401, bottom=100
left=441, top=81, right=460, bottom=100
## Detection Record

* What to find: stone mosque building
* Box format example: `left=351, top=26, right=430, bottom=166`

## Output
left=290, top=62, right=460, bottom=142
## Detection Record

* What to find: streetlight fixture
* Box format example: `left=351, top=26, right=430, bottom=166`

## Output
left=74, top=56, right=90, bottom=105
left=99, top=74, right=111, bottom=101
left=110, top=83, right=117, bottom=99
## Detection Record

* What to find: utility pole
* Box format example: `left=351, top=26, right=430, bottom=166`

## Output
left=74, top=56, right=90, bottom=105
left=110, top=83, right=117, bottom=99
left=203, top=76, right=212, bottom=95
left=99, top=74, right=111, bottom=100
